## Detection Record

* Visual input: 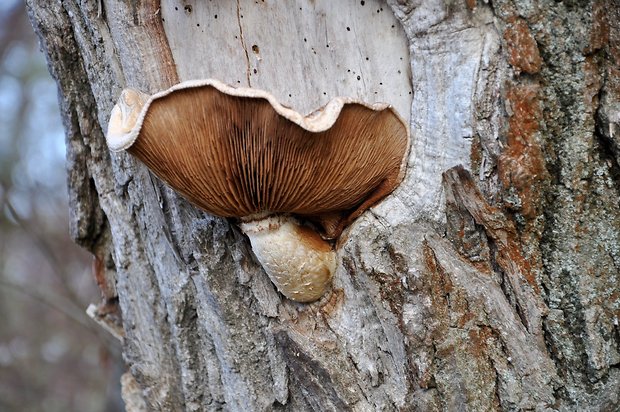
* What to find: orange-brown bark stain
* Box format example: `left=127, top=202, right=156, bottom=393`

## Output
left=498, top=84, right=548, bottom=222
left=504, top=17, right=542, bottom=75
left=467, top=326, right=495, bottom=358
left=584, top=56, right=604, bottom=119
left=495, top=82, right=546, bottom=294
left=370, top=270, right=405, bottom=317
left=586, top=0, right=609, bottom=55
left=468, top=135, right=484, bottom=187
left=92, top=253, right=116, bottom=300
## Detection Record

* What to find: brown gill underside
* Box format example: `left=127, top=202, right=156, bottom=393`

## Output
left=129, top=86, right=409, bottom=237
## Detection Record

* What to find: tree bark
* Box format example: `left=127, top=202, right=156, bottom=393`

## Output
left=27, top=0, right=620, bottom=410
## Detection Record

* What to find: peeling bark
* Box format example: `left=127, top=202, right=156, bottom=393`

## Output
left=27, top=0, right=619, bottom=410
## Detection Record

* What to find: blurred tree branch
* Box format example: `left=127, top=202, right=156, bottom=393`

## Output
left=2, top=187, right=84, bottom=305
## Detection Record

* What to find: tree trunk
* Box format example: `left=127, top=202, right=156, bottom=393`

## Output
left=27, top=0, right=620, bottom=410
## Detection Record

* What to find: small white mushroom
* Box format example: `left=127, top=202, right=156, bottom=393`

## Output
left=106, top=79, right=409, bottom=302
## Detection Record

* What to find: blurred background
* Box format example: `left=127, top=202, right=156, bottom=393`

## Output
left=0, top=1, right=124, bottom=411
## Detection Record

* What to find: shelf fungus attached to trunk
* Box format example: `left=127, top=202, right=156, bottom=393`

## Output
left=106, top=79, right=410, bottom=302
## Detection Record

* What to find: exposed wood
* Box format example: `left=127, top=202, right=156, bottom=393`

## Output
left=161, top=1, right=412, bottom=119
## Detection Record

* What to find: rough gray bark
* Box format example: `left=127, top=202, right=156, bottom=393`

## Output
left=27, top=0, right=619, bottom=411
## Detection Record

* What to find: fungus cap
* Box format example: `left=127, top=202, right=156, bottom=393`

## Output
left=106, top=79, right=410, bottom=239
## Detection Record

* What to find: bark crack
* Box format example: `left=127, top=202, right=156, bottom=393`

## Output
left=236, top=0, right=251, bottom=86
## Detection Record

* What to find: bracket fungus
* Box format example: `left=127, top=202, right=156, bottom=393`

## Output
left=106, top=79, right=409, bottom=302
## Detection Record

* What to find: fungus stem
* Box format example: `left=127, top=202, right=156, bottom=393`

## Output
left=240, top=216, right=335, bottom=302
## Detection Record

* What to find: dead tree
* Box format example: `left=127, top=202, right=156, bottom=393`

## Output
left=27, top=0, right=620, bottom=410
